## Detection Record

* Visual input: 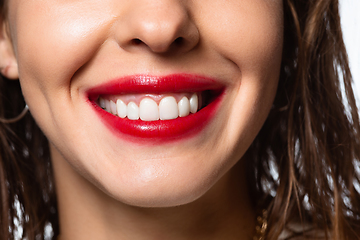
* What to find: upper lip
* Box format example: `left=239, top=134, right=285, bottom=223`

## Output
left=86, top=73, right=225, bottom=100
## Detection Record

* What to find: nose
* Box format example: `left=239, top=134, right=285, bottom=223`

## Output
left=114, top=1, right=199, bottom=54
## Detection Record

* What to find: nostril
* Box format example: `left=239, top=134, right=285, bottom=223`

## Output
left=173, top=37, right=184, bottom=46
left=132, top=37, right=184, bottom=49
left=131, top=38, right=143, bottom=45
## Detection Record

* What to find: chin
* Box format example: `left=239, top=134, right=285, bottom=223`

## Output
left=90, top=160, right=225, bottom=208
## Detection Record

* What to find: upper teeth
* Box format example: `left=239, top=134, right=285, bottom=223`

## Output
left=99, top=94, right=199, bottom=121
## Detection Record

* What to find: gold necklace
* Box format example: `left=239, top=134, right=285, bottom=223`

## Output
left=253, top=209, right=268, bottom=240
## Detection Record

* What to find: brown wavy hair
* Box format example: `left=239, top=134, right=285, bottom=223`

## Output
left=1, top=0, right=360, bottom=239
left=247, top=0, right=360, bottom=239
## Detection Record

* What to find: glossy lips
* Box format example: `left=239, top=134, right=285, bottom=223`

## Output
left=87, top=74, right=225, bottom=142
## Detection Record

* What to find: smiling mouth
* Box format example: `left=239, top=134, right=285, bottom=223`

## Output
left=87, top=74, right=225, bottom=142
left=97, top=90, right=220, bottom=121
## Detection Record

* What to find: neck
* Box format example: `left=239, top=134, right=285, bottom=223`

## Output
left=52, top=146, right=256, bottom=240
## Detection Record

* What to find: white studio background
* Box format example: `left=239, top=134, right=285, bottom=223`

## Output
left=340, top=0, right=360, bottom=105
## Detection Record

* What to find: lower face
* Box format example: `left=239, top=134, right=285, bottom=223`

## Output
left=7, top=0, right=283, bottom=207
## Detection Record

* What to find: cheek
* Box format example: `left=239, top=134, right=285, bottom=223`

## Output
left=8, top=0, right=114, bottom=93
left=196, top=1, right=283, bottom=144
left=201, top=0, right=283, bottom=73
left=6, top=0, right=117, bottom=136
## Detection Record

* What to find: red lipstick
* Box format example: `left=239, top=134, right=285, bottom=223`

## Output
left=87, top=74, right=225, bottom=142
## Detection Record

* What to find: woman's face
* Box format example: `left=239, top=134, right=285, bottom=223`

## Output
left=5, top=0, right=283, bottom=206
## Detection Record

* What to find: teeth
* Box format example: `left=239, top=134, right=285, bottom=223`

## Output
left=159, top=96, right=178, bottom=120
left=110, top=100, right=117, bottom=115
left=105, top=100, right=111, bottom=113
left=178, top=96, right=190, bottom=117
left=190, top=93, right=198, bottom=114
left=140, top=98, right=159, bottom=121
left=116, top=99, right=127, bottom=118
left=127, top=102, right=139, bottom=120
left=99, top=93, right=200, bottom=121
left=99, top=98, right=106, bottom=108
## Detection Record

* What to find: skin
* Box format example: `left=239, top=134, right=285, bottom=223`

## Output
left=0, top=0, right=283, bottom=239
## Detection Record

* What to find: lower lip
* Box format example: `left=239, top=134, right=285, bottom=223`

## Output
left=90, top=96, right=222, bottom=143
